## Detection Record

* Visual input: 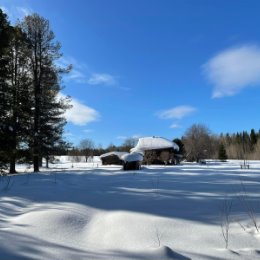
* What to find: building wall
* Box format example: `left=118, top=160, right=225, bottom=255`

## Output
left=101, top=155, right=123, bottom=165
left=142, top=148, right=177, bottom=165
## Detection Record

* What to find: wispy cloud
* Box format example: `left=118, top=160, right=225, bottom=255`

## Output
left=57, top=56, right=87, bottom=84
left=0, top=5, right=33, bottom=22
left=59, top=93, right=100, bottom=126
left=83, top=129, right=94, bottom=133
left=58, top=57, right=117, bottom=86
left=87, top=73, right=116, bottom=86
left=0, top=5, right=9, bottom=15
left=157, top=105, right=197, bottom=120
left=170, top=123, right=181, bottom=129
left=117, top=134, right=141, bottom=140
left=203, top=45, right=260, bottom=98
left=63, top=132, right=74, bottom=137
left=117, top=136, right=127, bottom=140
left=16, top=6, right=32, bottom=17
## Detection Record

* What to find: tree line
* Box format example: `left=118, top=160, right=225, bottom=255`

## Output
left=0, top=9, right=70, bottom=173
left=182, top=124, right=260, bottom=162
left=72, top=125, right=260, bottom=163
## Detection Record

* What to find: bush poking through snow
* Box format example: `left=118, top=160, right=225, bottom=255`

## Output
left=219, top=197, right=233, bottom=248
left=238, top=181, right=259, bottom=233
left=154, top=227, right=163, bottom=247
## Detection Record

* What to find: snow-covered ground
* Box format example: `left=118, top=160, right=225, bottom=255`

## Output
left=1, top=160, right=260, bottom=259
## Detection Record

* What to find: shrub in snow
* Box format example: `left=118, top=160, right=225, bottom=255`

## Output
left=238, top=181, right=259, bottom=233
left=219, top=198, right=233, bottom=248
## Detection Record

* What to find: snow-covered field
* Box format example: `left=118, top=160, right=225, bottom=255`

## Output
left=1, top=160, right=260, bottom=260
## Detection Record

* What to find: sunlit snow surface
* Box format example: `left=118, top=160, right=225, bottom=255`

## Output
left=1, top=160, right=260, bottom=259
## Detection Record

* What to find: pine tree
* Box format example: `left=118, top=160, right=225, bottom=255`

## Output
left=218, top=144, right=227, bottom=161
left=0, top=8, right=12, bottom=172
left=173, top=138, right=186, bottom=156
left=5, top=26, right=33, bottom=173
left=250, top=129, right=257, bottom=148
left=20, top=14, right=70, bottom=172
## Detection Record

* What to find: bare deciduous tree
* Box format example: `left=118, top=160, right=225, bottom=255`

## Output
left=183, top=124, right=213, bottom=162
left=79, top=138, right=95, bottom=158
left=120, top=137, right=138, bottom=151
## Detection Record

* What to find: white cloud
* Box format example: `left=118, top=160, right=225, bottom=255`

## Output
left=57, top=56, right=87, bottom=84
left=203, top=45, right=260, bottom=98
left=157, top=105, right=196, bottom=120
left=117, top=136, right=127, bottom=140
left=63, top=132, right=73, bottom=137
left=83, top=129, right=94, bottom=133
left=0, top=6, right=9, bottom=15
left=67, top=69, right=86, bottom=83
left=0, top=5, right=32, bottom=21
left=59, top=93, right=100, bottom=126
left=170, top=123, right=181, bottom=129
left=16, top=6, right=32, bottom=17
left=58, top=57, right=117, bottom=86
left=117, top=134, right=141, bottom=140
left=87, top=73, right=116, bottom=86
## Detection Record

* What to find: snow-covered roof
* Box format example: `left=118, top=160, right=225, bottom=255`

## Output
left=129, top=149, right=144, bottom=156
left=100, top=151, right=129, bottom=159
left=121, top=152, right=143, bottom=162
left=130, top=137, right=179, bottom=152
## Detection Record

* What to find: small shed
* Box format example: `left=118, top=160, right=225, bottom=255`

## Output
left=100, top=151, right=128, bottom=165
left=130, top=137, right=179, bottom=165
left=121, top=152, right=143, bottom=170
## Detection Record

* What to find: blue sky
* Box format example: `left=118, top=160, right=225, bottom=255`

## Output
left=1, top=0, right=260, bottom=147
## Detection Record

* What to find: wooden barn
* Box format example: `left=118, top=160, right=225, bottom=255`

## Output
left=131, top=137, right=179, bottom=165
left=100, top=151, right=128, bottom=165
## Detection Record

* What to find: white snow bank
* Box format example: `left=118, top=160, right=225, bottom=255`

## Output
left=131, top=137, right=179, bottom=152
left=54, top=155, right=86, bottom=163
left=87, top=156, right=102, bottom=163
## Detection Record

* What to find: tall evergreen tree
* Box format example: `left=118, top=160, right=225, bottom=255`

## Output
left=173, top=138, right=186, bottom=156
left=0, top=8, right=12, bottom=172
left=250, top=129, right=257, bottom=148
left=20, top=14, right=70, bottom=172
left=218, top=144, right=227, bottom=161
left=6, top=26, right=32, bottom=173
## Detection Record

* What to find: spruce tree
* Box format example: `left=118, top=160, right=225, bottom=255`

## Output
left=250, top=129, right=257, bottom=147
left=218, top=144, right=227, bottom=161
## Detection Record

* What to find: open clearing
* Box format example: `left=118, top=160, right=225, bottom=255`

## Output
left=1, top=161, right=260, bottom=259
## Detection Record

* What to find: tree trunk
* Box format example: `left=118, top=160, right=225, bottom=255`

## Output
left=9, top=154, right=16, bottom=173
left=33, top=154, right=39, bottom=172
left=9, top=130, right=17, bottom=174
left=46, top=156, right=49, bottom=168
left=38, top=156, right=42, bottom=167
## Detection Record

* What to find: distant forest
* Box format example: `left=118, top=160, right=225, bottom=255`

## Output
left=70, top=124, right=260, bottom=162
